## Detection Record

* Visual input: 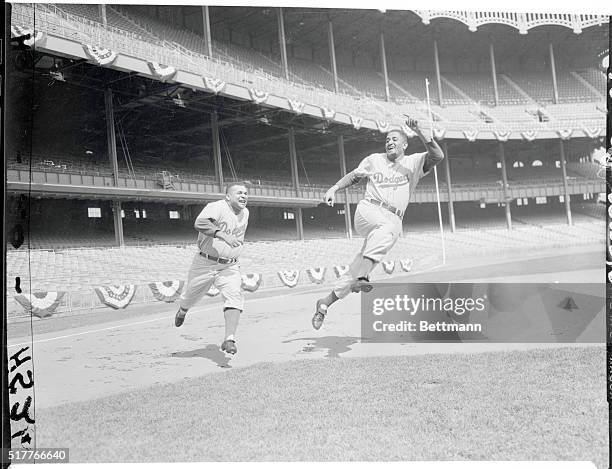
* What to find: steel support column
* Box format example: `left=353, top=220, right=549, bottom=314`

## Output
left=338, top=135, right=353, bottom=239
left=443, top=141, right=456, bottom=232
left=559, top=139, right=573, bottom=225
left=499, top=142, right=512, bottom=230
left=211, top=111, right=224, bottom=190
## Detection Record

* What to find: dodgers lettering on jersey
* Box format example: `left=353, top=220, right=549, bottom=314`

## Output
left=355, top=152, right=428, bottom=213
left=196, top=199, right=249, bottom=259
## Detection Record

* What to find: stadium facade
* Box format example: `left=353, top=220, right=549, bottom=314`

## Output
left=6, top=4, right=608, bottom=248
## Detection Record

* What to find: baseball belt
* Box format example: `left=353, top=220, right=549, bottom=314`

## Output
left=366, top=198, right=403, bottom=219
left=199, top=252, right=237, bottom=264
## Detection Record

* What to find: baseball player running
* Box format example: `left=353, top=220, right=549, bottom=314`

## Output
left=312, top=117, right=444, bottom=330
left=175, top=183, right=249, bottom=355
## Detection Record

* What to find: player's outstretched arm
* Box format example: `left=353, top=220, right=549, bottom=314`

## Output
left=324, top=171, right=364, bottom=206
left=405, top=116, right=444, bottom=174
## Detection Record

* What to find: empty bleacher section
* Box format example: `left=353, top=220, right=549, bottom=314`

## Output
left=441, top=73, right=532, bottom=106
left=567, top=161, right=602, bottom=180
left=443, top=73, right=494, bottom=106
left=573, top=201, right=606, bottom=220
left=505, top=70, right=599, bottom=104
left=540, top=103, right=606, bottom=129
left=389, top=71, right=439, bottom=103
left=14, top=5, right=605, bottom=109
left=575, top=68, right=606, bottom=94
left=288, top=59, right=336, bottom=91
left=6, top=220, right=603, bottom=295
left=507, top=71, right=555, bottom=104
left=338, top=67, right=386, bottom=99
left=556, top=71, right=600, bottom=103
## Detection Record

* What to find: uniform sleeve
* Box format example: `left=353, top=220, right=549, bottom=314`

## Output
left=415, top=152, right=429, bottom=179
left=198, top=201, right=222, bottom=221
left=354, top=155, right=373, bottom=177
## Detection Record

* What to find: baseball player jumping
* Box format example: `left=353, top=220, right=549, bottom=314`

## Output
left=175, top=183, right=249, bottom=355
left=312, top=117, right=444, bottom=330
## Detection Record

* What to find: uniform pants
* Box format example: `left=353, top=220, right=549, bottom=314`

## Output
left=179, top=254, right=244, bottom=311
left=333, top=200, right=402, bottom=299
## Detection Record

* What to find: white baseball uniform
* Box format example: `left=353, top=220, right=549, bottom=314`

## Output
left=179, top=199, right=249, bottom=311
left=334, top=151, right=428, bottom=298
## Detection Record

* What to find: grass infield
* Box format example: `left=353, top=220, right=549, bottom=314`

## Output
left=36, top=346, right=607, bottom=465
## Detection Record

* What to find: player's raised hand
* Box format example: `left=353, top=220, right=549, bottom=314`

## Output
left=324, top=187, right=337, bottom=207
left=404, top=114, right=432, bottom=141
left=216, top=231, right=242, bottom=248
left=404, top=115, right=420, bottom=132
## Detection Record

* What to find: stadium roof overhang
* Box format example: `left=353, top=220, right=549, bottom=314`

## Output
left=412, top=11, right=608, bottom=34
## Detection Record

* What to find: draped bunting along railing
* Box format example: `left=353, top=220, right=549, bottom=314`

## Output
left=11, top=3, right=607, bottom=139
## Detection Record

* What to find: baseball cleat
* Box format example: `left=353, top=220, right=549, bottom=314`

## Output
left=174, top=307, right=188, bottom=327
left=312, top=300, right=328, bottom=330
left=351, top=277, right=373, bottom=293
left=221, top=339, right=237, bottom=355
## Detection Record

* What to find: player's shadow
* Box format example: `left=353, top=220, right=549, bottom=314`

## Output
left=283, top=336, right=362, bottom=358
left=171, top=344, right=232, bottom=368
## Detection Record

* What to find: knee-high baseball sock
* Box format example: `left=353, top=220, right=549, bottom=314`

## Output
left=356, top=256, right=376, bottom=279
left=320, top=290, right=339, bottom=308
left=223, top=308, right=241, bottom=341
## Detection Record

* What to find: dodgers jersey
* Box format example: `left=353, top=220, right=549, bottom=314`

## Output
left=355, top=152, right=428, bottom=213
left=196, top=199, right=249, bottom=259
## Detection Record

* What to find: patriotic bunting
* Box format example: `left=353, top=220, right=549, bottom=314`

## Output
left=11, top=25, right=46, bottom=47
left=148, top=62, right=176, bottom=82
left=14, top=291, right=65, bottom=318
left=556, top=129, right=573, bottom=140
left=400, top=259, right=413, bottom=272
left=521, top=130, right=538, bottom=142
left=306, top=267, right=327, bottom=284
left=582, top=126, right=602, bottom=139
left=95, top=285, right=136, bottom=309
left=149, top=280, right=184, bottom=303
left=249, top=88, right=269, bottom=104
left=463, top=130, right=478, bottom=142
left=433, top=128, right=446, bottom=140
left=334, top=265, right=350, bottom=278
left=494, top=130, right=512, bottom=142
left=83, top=45, right=118, bottom=66
left=288, top=99, right=305, bottom=114
left=241, top=273, right=262, bottom=292
left=206, top=285, right=220, bottom=297
left=203, top=76, right=226, bottom=94
left=376, top=120, right=390, bottom=133
left=278, top=270, right=300, bottom=288
left=382, top=261, right=395, bottom=274
left=350, top=115, right=363, bottom=130
left=322, top=108, right=336, bottom=120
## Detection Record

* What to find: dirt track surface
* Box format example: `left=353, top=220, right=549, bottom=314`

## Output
left=8, top=246, right=604, bottom=410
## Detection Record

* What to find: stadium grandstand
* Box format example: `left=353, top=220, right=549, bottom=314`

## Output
left=5, top=4, right=607, bottom=301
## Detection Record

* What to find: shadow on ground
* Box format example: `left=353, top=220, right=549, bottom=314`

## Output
left=283, top=336, right=362, bottom=358
left=171, top=344, right=232, bottom=368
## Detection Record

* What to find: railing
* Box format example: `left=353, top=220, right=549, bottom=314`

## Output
left=11, top=3, right=607, bottom=136
left=7, top=165, right=605, bottom=204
